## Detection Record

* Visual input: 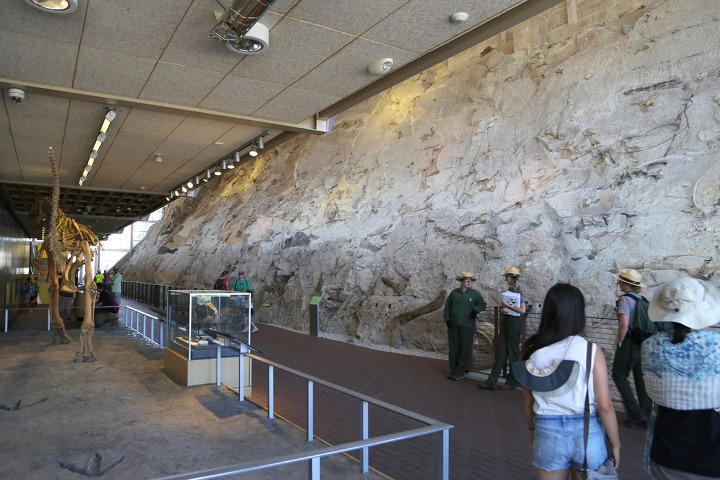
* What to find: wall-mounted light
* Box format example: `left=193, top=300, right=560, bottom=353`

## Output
left=368, top=57, right=394, bottom=75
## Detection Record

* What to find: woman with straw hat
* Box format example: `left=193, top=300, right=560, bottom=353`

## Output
left=641, top=277, right=720, bottom=479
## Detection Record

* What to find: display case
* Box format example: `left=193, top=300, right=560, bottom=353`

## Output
left=164, top=290, right=253, bottom=392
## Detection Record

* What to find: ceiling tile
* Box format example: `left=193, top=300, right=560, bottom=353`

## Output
left=0, top=30, right=76, bottom=87
left=139, top=62, right=225, bottom=107
left=232, top=17, right=355, bottom=86
left=74, top=47, right=158, bottom=98
left=288, top=0, right=407, bottom=35
left=253, top=87, right=340, bottom=123
left=0, top=1, right=85, bottom=43
left=198, top=74, right=287, bottom=116
left=83, top=0, right=193, bottom=59
left=269, top=0, right=301, bottom=14
left=161, top=0, right=244, bottom=73
left=294, top=38, right=417, bottom=97
left=364, top=0, right=519, bottom=54
left=122, top=109, right=185, bottom=136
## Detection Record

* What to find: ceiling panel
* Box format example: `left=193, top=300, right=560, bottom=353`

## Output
left=139, top=62, right=224, bottom=106
left=233, top=17, right=355, bottom=86
left=0, top=0, right=561, bottom=238
left=288, top=0, right=408, bottom=36
left=74, top=47, right=158, bottom=98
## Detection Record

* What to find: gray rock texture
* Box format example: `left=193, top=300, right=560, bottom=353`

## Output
left=123, top=0, right=720, bottom=356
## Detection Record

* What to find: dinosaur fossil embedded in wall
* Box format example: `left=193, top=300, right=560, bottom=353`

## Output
left=34, top=147, right=100, bottom=361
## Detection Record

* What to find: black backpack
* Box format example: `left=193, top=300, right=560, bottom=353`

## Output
left=213, top=278, right=225, bottom=290
left=625, top=293, right=670, bottom=344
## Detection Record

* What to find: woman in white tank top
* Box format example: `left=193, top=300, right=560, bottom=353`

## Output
left=516, top=283, right=621, bottom=480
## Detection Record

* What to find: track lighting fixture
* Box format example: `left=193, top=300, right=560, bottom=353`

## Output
left=249, top=144, right=258, bottom=157
left=79, top=108, right=116, bottom=185
left=258, top=136, right=264, bottom=149
left=186, top=181, right=194, bottom=189
left=203, top=169, right=211, bottom=182
left=214, top=166, right=222, bottom=176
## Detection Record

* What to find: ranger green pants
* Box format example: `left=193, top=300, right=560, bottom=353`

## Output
left=612, top=335, right=651, bottom=418
left=487, top=315, right=522, bottom=386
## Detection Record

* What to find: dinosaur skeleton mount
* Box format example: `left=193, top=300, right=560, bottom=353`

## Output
left=34, top=147, right=101, bottom=361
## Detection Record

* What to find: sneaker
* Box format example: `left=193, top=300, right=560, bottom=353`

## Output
left=478, top=381, right=497, bottom=390
left=251, top=325, right=258, bottom=333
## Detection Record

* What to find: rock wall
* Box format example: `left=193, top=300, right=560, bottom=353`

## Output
left=124, top=0, right=720, bottom=355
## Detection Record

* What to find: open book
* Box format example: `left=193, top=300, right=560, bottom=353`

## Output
left=502, top=290, right=522, bottom=316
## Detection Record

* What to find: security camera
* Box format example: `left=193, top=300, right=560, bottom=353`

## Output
left=8, top=88, right=25, bottom=104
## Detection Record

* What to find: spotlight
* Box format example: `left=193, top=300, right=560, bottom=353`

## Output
left=195, top=175, right=201, bottom=185
left=187, top=181, right=194, bottom=188
left=214, top=166, right=222, bottom=176
left=203, top=169, right=211, bottom=182
left=234, top=151, right=241, bottom=164
left=249, top=144, right=258, bottom=157
left=258, top=136, right=264, bottom=149
left=221, top=159, right=228, bottom=170
left=181, top=186, right=187, bottom=193
left=368, top=57, right=394, bottom=75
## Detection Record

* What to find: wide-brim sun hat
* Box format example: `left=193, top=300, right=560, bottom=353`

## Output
left=503, top=267, right=520, bottom=277
left=648, top=278, right=720, bottom=330
left=456, top=271, right=477, bottom=281
left=612, top=268, right=645, bottom=287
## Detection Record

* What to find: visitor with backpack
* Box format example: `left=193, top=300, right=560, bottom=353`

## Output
left=611, top=268, right=652, bottom=427
left=213, top=271, right=229, bottom=290
left=232, top=271, right=257, bottom=333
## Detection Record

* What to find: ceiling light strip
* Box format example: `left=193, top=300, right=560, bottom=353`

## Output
left=79, top=109, right=115, bottom=186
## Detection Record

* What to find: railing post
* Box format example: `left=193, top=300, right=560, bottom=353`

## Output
left=308, top=457, right=320, bottom=480
left=47, top=307, right=50, bottom=331
left=238, top=352, right=245, bottom=402
left=438, top=428, right=449, bottom=480
left=216, top=344, right=222, bottom=387
left=268, top=365, right=274, bottom=419
left=362, top=401, right=369, bottom=473
left=307, top=380, right=314, bottom=442
left=4, top=309, right=8, bottom=332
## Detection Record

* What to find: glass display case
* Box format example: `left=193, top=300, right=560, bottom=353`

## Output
left=166, top=290, right=252, bottom=360
left=164, top=290, right=253, bottom=390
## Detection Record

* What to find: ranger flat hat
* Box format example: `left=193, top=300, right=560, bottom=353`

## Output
left=503, top=267, right=520, bottom=277
left=612, top=268, right=645, bottom=287
left=456, top=271, right=477, bottom=281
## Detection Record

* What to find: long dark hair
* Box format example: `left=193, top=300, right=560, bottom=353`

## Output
left=672, top=323, right=690, bottom=344
left=521, top=283, right=586, bottom=360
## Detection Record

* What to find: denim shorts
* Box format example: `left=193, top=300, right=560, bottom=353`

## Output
left=533, top=413, right=608, bottom=472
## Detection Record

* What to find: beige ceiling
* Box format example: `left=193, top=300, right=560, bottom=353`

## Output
left=0, top=0, right=562, bottom=239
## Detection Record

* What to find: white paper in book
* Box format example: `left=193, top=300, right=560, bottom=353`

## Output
left=502, top=290, right=521, bottom=316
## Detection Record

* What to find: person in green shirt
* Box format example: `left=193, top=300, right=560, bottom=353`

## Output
left=444, top=271, right=487, bottom=381
left=232, top=271, right=257, bottom=333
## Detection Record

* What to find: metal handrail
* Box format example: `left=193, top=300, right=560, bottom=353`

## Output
left=152, top=349, right=453, bottom=480
left=124, top=306, right=164, bottom=348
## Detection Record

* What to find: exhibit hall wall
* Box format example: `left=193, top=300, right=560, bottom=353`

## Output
left=121, top=0, right=720, bottom=354
left=0, top=201, right=31, bottom=307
